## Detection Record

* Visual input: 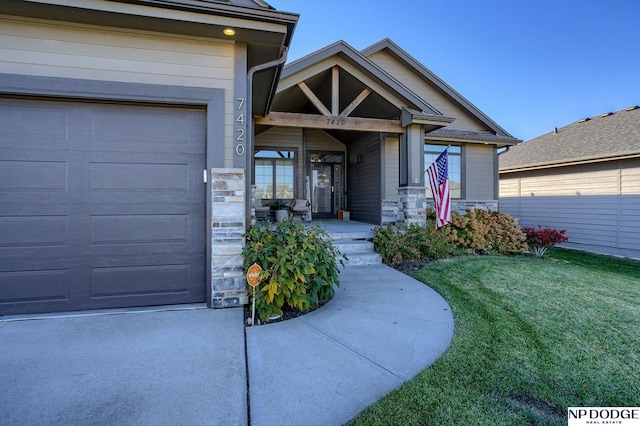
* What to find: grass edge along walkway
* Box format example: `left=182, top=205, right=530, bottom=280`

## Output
left=348, top=249, right=640, bottom=425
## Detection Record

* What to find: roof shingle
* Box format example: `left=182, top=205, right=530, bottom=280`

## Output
left=499, top=106, right=640, bottom=171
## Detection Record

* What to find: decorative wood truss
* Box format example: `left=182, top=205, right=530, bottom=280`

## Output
left=255, top=66, right=404, bottom=133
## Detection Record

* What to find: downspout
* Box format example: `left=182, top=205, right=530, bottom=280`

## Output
left=245, top=47, right=289, bottom=226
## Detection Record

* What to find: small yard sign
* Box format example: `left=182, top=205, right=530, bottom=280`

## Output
left=247, top=263, right=263, bottom=287
left=247, top=263, right=263, bottom=326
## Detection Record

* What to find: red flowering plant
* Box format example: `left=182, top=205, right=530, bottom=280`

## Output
left=522, top=226, right=569, bottom=258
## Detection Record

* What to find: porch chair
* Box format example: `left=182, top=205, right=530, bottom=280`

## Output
left=254, top=201, right=270, bottom=221
left=290, top=199, right=311, bottom=221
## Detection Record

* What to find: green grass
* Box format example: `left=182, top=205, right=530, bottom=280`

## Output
left=348, top=249, right=640, bottom=425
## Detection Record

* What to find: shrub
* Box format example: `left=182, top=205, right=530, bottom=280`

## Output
left=243, top=220, right=344, bottom=322
left=522, top=226, right=569, bottom=257
left=443, top=209, right=528, bottom=255
left=372, top=224, right=406, bottom=265
left=373, top=221, right=452, bottom=265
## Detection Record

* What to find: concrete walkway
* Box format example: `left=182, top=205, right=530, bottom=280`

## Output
left=0, top=264, right=454, bottom=425
left=246, top=264, right=454, bottom=425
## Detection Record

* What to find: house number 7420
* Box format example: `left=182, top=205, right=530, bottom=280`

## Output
left=236, top=97, right=245, bottom=154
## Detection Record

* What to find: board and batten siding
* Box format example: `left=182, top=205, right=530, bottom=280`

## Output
left=348, top=133, right=382, bottom=224
left=499, top=159, right=640, bottom=258
left=367, top=50, right=486, bottom=132
left=0, top=15, right=238, bottom=165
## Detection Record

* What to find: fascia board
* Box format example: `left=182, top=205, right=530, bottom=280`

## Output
left=4, top=0, right=297, bottom=42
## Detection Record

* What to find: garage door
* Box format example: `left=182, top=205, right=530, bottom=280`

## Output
left=0, top=98, right=206, bottom=315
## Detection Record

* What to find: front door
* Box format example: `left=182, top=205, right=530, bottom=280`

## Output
left=310, top=153, right=344, bottom=218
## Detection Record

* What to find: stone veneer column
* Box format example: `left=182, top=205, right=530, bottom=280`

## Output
left=210, top=168, right=248, bottom=307
left=398, top=186, right=427, bottom=227
left=381, top=199, right=399, bottom=226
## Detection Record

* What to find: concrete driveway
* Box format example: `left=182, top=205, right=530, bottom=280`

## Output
left=0, top=306, right=247, bottom=426
left=1, top=264, right=454, bottom=425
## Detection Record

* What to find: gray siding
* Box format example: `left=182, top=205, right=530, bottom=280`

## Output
left=499, top=159, right=640, bottom=259
left=348, top=133, right=382, bottom=224
left=367, top=50, right=487, bottom=131
left=383, top=136, right=400, bottom=201
left=464, top=144, right=496, bottom=200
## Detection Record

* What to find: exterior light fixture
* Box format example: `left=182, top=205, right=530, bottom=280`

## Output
left=223, top=28, right=236, bottom=36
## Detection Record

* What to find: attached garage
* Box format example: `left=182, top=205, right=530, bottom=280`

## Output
left=0, top=97, right=207, bottom=315
left=0, top=0, right=297, bottom=315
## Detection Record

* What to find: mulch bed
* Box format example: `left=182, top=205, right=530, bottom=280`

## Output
left=244, top=299, right=328, bottom=326
left=244, top=259, right=433, bottom=326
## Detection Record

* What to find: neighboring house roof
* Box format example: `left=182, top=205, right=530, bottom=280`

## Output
left=361, top=38, right=517, bottom=140
left=500, top=106, right=640, bottom=172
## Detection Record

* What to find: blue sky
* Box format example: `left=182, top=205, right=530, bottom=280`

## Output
left=269, top=0, right=639, bottom=141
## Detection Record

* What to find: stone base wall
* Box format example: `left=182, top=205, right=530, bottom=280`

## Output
left=427, top=199, right=499, bottom=213
left=382, top=193, right=499, bottom=226
left=211, top=168, right=247, bottom=308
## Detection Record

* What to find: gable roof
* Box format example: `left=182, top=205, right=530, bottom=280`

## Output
left=499, top=106, right=640, bottom=172
left=280, top=40, right=443, bottom=117
left=361, top=38, right=516, bottom=139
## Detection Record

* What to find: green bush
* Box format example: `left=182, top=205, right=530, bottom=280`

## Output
left=373, top=221, right=452, bottom=265
left=243, top=220, right=344, bottom=322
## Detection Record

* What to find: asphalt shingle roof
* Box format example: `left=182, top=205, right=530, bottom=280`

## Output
left=499, top=106, right=640, bottom=172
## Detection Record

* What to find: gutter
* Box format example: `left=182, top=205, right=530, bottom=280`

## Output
left=245, top=47, right=289, bottom=226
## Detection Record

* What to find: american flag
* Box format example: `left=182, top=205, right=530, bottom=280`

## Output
left=427, top=149, right=451, bottom=228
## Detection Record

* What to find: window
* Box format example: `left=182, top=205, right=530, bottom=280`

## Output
left=424, top=144, right=461, bottom=199
left=254, top=150, right=295, bottom=201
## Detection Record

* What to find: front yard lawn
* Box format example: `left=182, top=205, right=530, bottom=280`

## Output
left=349, top=249, right=640, bottom=425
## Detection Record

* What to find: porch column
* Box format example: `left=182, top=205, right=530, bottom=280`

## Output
left=398, top=186, right=427, bottom=226
left=398, top=124, right=427, bottom=226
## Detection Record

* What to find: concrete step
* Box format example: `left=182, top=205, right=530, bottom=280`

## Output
left=340, top=251, right=382, bottom=266
left=325, top=230, right=375, bottom=241
left=332, top=239, right=374, bottom=254
left=332, top=239, right=381, bottom=265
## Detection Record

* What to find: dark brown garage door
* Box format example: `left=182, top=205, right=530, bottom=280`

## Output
left=0, top=98, right=206, bottom=315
